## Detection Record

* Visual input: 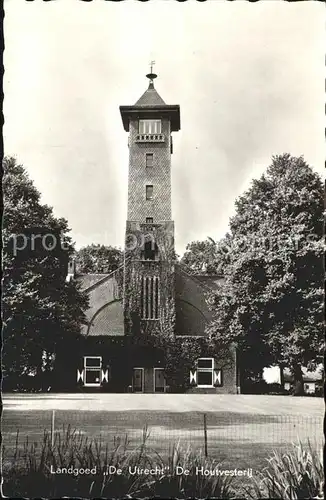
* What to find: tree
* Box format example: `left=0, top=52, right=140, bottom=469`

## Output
left=75, top=244, right=123, bottom=274
left=207, top=154, right=324, bottom=395
left=2, top=156, right=89, bottom=389
left=180, top=237, right=228, bottom=275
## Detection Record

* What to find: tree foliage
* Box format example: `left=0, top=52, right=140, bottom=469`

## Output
left=75, top=244, right=123, bottom=275
left=206, top=154, right=324, bottom=394
left=180, top=237, right=227, bottom=275
left=2, top=157, right=89, bottom=389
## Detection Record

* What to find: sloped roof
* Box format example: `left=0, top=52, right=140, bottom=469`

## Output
left=175, top=265, right=224, bottom=292
left=135, top=82, right=166, bottom=107
left=120, top=80, right=180, bottom=131
left=76, top=274, right=111, bottom=291
left=195, top=275, right=224, bottom=290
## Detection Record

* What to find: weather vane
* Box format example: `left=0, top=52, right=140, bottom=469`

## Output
left=146, top=60, right=157, bottom=83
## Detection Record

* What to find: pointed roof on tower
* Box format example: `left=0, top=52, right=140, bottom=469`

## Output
left=120, top=66, right=180, bottom=132
left=135, top=61, right=166, bottom=106
left=135, top=81, right=166, bottom=107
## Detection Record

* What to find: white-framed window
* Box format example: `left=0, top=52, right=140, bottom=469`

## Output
left=197, top=358, right=214, bottom=388
left=190, top=359, right=222, bottom=388
left=84, top=356, right=102, bottom=387
left=139, top=120, right=162, bottom=134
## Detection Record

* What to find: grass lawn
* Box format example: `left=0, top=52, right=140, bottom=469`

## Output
left=2, top=409, right=323, bottom=476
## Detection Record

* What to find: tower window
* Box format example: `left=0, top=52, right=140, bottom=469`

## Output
left=146, top=153, right=154, bottom=167
left=141, top=276, right=160, bottom=319
left=143, top=240, right=159, bottom=260
left=146, top=185, right=153, bottom=200
left=139, top=120, right=162, bottom=135
left=146, top=217, right=154, bottom=224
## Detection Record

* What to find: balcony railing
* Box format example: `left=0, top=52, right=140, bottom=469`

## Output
left=140, top=223, right=161, bottom=232
left=137, top=260, right=161, bottom=269
left=135, top=134, right=165, bottom=143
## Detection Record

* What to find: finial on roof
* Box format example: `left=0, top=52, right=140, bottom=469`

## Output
left=146, top=60, right=157, bottom=87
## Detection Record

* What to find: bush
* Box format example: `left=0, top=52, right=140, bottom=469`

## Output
left=241, top=380, right=288, bottom=395
left=241, top=379, right=270, bottom=394
left=265, top=382, right=287, bottom=395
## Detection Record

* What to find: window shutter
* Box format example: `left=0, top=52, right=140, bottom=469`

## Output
left=77, top=369, right=84, bottom=383
left=213, top=369, right=222, bottom=387
left=101, top=369, right=109, bottom=383
left=190, top=370, right=197, bottom=385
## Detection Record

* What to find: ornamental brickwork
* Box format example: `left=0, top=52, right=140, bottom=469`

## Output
left=127, top=119, right=172, bottom=222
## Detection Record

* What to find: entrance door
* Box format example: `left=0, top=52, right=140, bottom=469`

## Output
left=132, top=368, right=144, bottom=392
left=154, top=368, right=165, bottom=393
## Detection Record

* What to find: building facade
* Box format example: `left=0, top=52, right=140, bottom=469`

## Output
left=283, top=366, right=324, bottom=395
left=60, top=73, right=238, bottom=394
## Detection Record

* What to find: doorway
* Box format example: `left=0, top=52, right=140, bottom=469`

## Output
left=154, top=368, right=166, bottom=393
left=132, top=368, right=144, bottom=392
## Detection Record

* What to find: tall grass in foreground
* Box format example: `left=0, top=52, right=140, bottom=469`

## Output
left=3, top=428, right=323, bottom=499
left=246, top=441, right=324, bottom=500
left=142, top=442, right=233, bottom=499
left=2, top=425, right=233, bottom=498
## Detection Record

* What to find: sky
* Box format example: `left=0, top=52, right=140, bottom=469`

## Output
left=4, top=0, right=324, bottom=256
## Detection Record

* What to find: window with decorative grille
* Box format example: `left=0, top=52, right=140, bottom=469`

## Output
left=141, top=276, right=160, bottom=319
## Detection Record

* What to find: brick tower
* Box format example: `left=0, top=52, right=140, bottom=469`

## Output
left=120, top=69, right=180, bottom=337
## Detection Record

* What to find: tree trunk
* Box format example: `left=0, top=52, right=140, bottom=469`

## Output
left=292, top=364, right=304, bottom=396
left=279, top=364, right=285, bottom=386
